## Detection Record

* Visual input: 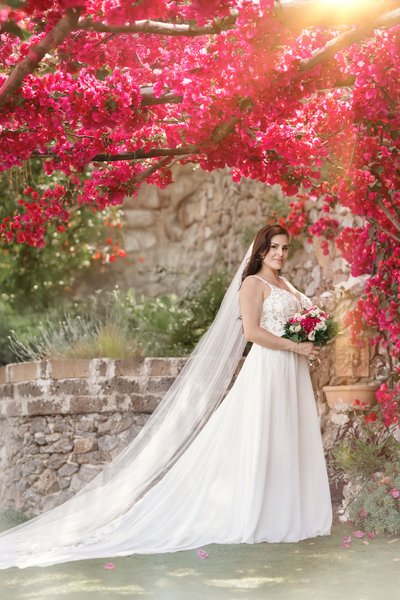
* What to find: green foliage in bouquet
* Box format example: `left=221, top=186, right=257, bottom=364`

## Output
left=281, top=306, right=340, bottom=346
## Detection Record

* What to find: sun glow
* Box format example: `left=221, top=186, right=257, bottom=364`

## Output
left=281, top=0, right=387, bottom=28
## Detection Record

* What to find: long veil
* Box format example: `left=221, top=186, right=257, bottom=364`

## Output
left=0, top=243, right=253, bottom=569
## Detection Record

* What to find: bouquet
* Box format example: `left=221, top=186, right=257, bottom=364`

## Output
left=282, top=305, right=339, bottom=346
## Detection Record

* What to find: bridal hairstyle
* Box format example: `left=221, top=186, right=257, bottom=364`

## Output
left=241, top=224, right=289, bottom=281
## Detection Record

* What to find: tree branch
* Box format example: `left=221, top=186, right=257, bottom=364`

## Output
left=140, top=87, right=183, bottom=106
left=77, top=15, right=237, bottom=36
left=0, top=9, right=81, bottom=108
left=367, top=218, right=400, bottom=244
left=298, top=8, right=400, bottom=74
left=133, top=156, right=174, bottom=183
left=32, top=145, right=201, bottom=162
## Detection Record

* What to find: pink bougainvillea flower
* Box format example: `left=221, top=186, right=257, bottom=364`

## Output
left=196, top=549, right=209, bottom=559
left=103, top=562, right=115, bottom=570
left=342, top=535, right=352, bottom=544
left=353, top=531, right=365, bottom=539
left=389, top=489, right=400, bottom=498
left=341, top=535, right=352, bottom=548
left=367, top=531, right=376, bottom=540
left=358, top=507, right=368, bottom=518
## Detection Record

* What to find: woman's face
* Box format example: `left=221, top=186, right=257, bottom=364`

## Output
left=262, top=234, right=289, bottom=271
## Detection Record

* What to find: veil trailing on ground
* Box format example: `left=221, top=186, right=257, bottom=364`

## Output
left=0, top=243, right=253, bottom=569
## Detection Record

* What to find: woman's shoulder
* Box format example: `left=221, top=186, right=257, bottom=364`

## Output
left=241, top=274, right=267, bottom=289
left=240, top=275, right=271, bottom=301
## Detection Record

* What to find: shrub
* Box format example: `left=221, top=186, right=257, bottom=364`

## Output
left=331, top=402, right=400, bottom=534
left=7, top=272, right=231, bottom=362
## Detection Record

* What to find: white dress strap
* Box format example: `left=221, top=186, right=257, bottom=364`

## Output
left=247, top=274, right=273, bottom=289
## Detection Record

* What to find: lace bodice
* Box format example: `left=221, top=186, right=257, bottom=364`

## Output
left=250, top=276, right=312, bottom=337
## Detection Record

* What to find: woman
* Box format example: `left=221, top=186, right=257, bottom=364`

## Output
left=0, top=224, right=331, bottom=568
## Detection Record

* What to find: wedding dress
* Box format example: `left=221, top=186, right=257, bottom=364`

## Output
left=0, top=255, right=332, bottom=568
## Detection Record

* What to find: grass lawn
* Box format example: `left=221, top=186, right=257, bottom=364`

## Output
left=0, top=513, right=399, bottom=600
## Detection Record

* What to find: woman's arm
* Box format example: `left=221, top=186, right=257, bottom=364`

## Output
left=239, top=277, right=317, bottom=358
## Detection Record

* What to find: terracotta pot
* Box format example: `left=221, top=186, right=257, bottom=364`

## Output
left=323, top=384, right=379, bottom=412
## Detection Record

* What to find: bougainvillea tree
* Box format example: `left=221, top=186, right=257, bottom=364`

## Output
left=0, top=0, right=399, bottom=420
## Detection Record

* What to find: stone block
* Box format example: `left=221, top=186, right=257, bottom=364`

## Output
left=34, top=432, right=47, bottom=446
left=94, top=358, right=111, bottom=378
left=41, top=437, right=74, bottom=454
left=125, top=209, right=155, bottom=228
left=75, top=450, right=106, bottom=465
left=125, top=231, right=157, bottom=252
left=47, top=453, right=67, bottom=470
left=8, top=361, right=41, bottom=383
left=14, top=382, right=43, bottom=399
left=138, top=186, right=161, bottom=209
left=25, top=488, right=42, bottom=509
left=49, top=359, right=92, bottom=380
left=52, top=417, right=70, bottom=433
left=0, top=367, right=6, bottom=384
left=45, top=433, right=62, bottom=444
left=98, top=434, right=119, bottom=453
left=100, top=377, right=141, bottom=395
left=96, top=419, right=112, bottom=434
left=74, top=435, right=97, bottom=454
left=69, top=396, right=100, bottom=414
left=146, top=376, right=175, bottom=395
left=0, top=400, right=19, bottom=417
left=145, top=358, right=179, bottom=377
left=59, top=477, right=71, bottom=490
left=26, top=398, right=68, bottom=417
left=109, top=414, right=135, bottom=434
left=164, top=214, right=184, bottom=242
left=0, top=383, right=14, bottom=400
left=114, top=358, right=144, bottom=377
left=49, top=379, right=89, bottom=396
left=78, top=464, right=103, bottom=483
left=34, top=468, right=59, bottom=495
left=30, top=416, right=50, bottom=434
left=75, top=415, right=96, bottom=433
left=130, top=394, right=161, bottom=414
left=21, top=461, right=39, bottom=477
left=58, top=462, right=79, bottom=477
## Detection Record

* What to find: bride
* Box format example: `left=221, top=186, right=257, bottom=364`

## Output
left=0, top=224, right=332, bottom=569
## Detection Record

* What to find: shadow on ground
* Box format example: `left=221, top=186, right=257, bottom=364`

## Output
left=0, top=513, right=399, bottom=600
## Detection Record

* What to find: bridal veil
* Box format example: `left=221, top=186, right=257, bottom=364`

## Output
left=0, top=244, right=252, bottom=568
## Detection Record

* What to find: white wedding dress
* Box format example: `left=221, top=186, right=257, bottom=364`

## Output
left=0, top=275, right=332, bottom=568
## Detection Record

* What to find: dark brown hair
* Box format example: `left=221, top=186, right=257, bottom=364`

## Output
left=241, top=224, right=289, bottom=282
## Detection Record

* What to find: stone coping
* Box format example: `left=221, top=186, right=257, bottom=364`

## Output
left=0, top=357, right=187, bottom=384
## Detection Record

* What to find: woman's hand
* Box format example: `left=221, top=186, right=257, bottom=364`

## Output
left=293, top=342, right=321, bottom=360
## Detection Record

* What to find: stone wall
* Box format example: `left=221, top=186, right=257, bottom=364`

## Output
left=0, top=358, right=185, bottom=516
left=75, top=164, right=286, bottom=298
left=0, top=343, right=382, bottom=515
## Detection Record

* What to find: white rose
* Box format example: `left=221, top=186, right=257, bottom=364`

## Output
left=293, top=324, right=302, bottom=333
left=315, top=322, right=327, bottom=331
left=308, top=330, right=316, bottom=341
